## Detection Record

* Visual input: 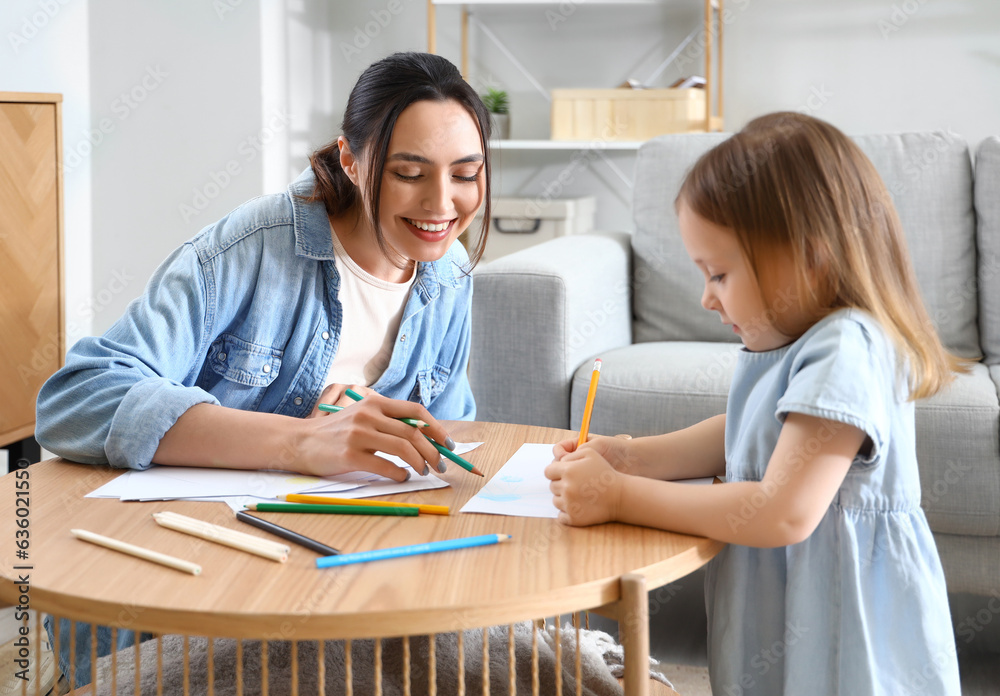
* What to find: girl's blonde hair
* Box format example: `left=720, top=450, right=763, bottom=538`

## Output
left=677, top=111, right=965, bottom=399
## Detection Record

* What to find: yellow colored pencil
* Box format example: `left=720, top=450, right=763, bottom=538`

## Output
left=577, top=358, right=602, bottom=446
left=281, top=493, right=450, bottom=516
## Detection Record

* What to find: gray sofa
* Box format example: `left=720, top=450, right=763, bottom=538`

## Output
left=471, top=131, right=1000, bottom=597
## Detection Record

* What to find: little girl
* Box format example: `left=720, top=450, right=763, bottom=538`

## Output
left=545, top=112, right=963, bottom=694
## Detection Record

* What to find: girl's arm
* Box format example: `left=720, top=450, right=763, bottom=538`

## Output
left=627, top=413, right=727, bottom=480
left=546, top=412, right=865, bottom=548
left=552, top=413, right=727, bottom=481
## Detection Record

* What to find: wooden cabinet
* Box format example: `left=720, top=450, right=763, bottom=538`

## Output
left=0, top=92, right=64, bottom=447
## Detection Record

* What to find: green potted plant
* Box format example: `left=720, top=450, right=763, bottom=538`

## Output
left=482, top=87, right=510, bottom=140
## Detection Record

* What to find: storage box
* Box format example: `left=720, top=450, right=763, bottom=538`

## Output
left=467, top=196, right=596, bottom=264
left=550, top=88, right=707, bottom=141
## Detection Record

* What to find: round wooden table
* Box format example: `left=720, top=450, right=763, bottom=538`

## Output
left=0, top=421, right=723, bottom=695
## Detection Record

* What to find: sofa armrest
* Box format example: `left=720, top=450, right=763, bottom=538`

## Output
left=471, top=232, right=633, bottom=428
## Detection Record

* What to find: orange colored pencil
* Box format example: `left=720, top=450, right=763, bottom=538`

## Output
left=281, top=493, right=450, bottom=516
left=577, top=358, right=602, bottom=446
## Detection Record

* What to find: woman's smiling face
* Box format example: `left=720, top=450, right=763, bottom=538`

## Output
left=375, top=98, right=485, bottom=265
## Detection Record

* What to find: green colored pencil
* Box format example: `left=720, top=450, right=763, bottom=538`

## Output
left=344, top=389, right=484, bottom=477
left=317, top=403, right=428, bottom=428
left=246, top=502, right=419, bottom=516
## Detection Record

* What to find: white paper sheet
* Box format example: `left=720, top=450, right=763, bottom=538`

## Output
left=460, top=443, right=560, bottom=518
left=87, top=443, right=483, bottom=504
left=460, top=443, right=716, bottom=518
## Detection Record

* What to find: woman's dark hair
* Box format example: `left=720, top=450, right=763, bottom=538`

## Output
left=308, top=51, right=492, bottom=268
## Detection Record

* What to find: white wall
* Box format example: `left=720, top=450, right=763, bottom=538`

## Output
left=86, top=0, right=274, bottom=332
left=304, top=0, right=1000, bottom=234
left=725, top=0, right=1000, bottom=146
left=2, top=0, right=92, bottom=343
left=3, top=0, right=999, bottom=341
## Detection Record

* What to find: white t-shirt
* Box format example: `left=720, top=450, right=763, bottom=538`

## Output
left=325, top=230, right=415, bottom=387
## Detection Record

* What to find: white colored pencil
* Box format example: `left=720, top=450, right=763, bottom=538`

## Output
left=71, top=528, right=202, bottom=575
left=152, top=512, right=289, bottom=563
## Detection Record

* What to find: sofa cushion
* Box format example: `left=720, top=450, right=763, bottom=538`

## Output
left=854, top=133, right=980, bottom=359
left=570, top=341, right=739, bottom=438
left=632, top=134, right=733, bottom=346
left=915, top=363, right=1000, bottom=536
left=975, top=136, right=1000, bottom=365
left=934, top=533, right=1000, bottom=596
left=631, top=132, right=981, bottom=359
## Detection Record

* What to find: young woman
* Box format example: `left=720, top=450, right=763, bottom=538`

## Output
left=546, top=112, right=963, bottom=694
left=36, top=51, right=492, bottom=688
left=37, top=51, right=492, bottom=482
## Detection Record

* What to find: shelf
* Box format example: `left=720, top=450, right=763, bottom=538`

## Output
left=490, top=139, right=645, bottom=150
left=427, top=0, right=723, bottom=133
left=431, top=0, right=719, bottom=7
left=432, top=1, right=660, bottom=4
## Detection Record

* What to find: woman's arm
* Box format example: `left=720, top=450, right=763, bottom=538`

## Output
left=35, top=243, right=217, bottom=467
left=155, top=391, right=454, bottom=482
left=547, top=412, right=865, bottom=547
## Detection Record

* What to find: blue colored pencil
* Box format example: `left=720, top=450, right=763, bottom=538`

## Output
left=316, top=533, right=511, bottom=569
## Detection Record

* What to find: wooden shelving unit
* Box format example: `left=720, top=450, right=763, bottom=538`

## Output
left=427, top=0, right=724, bottom=135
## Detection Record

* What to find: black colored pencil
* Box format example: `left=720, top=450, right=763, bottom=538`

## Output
left=235, top=511, right=341, bottom=556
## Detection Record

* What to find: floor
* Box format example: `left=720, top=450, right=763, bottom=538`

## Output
left=593, top=569, right=1000, bottom=695
left=2, top=590, right=997, bottom=695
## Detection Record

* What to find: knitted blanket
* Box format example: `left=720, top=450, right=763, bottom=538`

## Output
left=87, top=623, right=673, bottom=695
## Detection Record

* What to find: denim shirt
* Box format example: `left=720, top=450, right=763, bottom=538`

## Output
left=36, top=168, right=476, bottom=470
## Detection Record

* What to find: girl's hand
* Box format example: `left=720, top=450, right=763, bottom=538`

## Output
left=296, top=387, right=450, bottom=481
left=545, top=447, right=625, bottom=527
left=552, top=433, right=638, bottom=474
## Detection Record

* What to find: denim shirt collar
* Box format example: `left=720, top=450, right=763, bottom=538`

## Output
left=287, top=167, right=462, bottom=296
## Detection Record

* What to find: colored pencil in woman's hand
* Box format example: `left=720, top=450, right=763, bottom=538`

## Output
left=344, top=388, right=484, bottom=477
left=317, top=402, right=428, bottom=428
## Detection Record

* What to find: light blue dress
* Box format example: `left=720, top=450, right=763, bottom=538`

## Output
left=705, top=309, right=961, bottom=695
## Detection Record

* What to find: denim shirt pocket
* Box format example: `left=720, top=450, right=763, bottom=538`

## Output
left=409, top=365, right=451, bottom=408
left=206, top=333, right=283, bottom=410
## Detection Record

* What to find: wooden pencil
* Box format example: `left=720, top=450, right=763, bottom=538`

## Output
left=71, top=528, right=202, bottom=575
left=153, top=511, right=289, bottom=562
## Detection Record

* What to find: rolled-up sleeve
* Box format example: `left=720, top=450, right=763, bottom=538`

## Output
left=36, top=242, right=220, bottom=469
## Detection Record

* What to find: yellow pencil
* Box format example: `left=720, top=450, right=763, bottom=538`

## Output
left=280, top=493, right=450, bottom=516
left=577, top=358, right=602, bottom=446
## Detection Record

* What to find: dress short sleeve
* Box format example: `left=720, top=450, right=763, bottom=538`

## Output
left=775, top=312, right=897, bottom=467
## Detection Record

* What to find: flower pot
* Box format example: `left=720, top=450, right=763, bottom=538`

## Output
left=491, top=113, right=510, bottom=140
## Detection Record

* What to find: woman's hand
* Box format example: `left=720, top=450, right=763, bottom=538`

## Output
left=296, top=386, right=452, bottom=481
left=545, top=445, right=626, bottom=527
left=307, top=383, right=376, bottom=417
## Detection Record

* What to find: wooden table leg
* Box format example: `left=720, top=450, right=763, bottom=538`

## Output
left=620, top=573, right=650, bottom=696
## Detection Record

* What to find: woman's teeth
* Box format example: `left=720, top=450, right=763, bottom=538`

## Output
left=406, top=218, right=450, bottom=232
